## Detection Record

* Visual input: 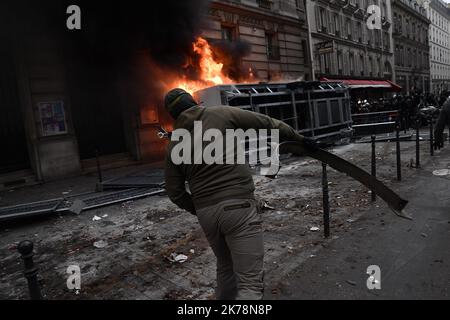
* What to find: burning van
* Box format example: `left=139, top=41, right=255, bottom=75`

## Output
left=194, top=81, right=353, bottom=144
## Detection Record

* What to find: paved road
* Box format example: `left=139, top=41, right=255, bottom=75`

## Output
left=273, top=148, right=450, bottom=300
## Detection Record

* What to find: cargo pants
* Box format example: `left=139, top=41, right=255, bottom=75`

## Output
left=196, top=198, right=264, bottom=300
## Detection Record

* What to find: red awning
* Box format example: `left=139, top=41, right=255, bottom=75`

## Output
left=320, top=78, right=402, bottom=92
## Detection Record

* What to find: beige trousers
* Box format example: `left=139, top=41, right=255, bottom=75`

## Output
left=196, top=198, right=264, bottom=300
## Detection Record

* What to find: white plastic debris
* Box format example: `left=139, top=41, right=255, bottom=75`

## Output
left=189, top=249, right=195, bottom=254
left=175, top=254, right=188, bottom=263
left=93, top=240, right=108, bottom=248
left=102, top=214, right=108, bottom=218
left=263, top=202, right=275, bottom=210
left=310, top=227, right=320, bottom=232
left=168, top=253, right=188, bottom=263
left=92, top=215, right=102, bottom=221
left=432, top=169, right=450, bottom=176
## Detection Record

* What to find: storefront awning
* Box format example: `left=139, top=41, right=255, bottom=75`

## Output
left=320, top=78, right=402, bottom=92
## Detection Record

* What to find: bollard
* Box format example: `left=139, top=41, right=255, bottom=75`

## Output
left=95, top=149, right=103, bottom=183
left=322, top=163, right=330, bottom=238
left=17, top=241, right=42, bottom=300
left=371, top=135, right=377, bottom=202
left=415, top=119, right=420, bottom=168
left=396, top=126, right=402, bottom=181
left=429, top=118, right=434, bottom=156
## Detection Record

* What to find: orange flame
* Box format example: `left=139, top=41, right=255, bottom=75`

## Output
left=173, top=37, right=233, bottom=95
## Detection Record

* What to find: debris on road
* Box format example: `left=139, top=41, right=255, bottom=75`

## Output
left=432, top=169, right=450, bottom=176
left=262, top=202, right=276, bottom=210
left=346, top=280, right=356, bottom=286
left=93, top=240, right=108, bottom=248
left=167, top=253, right=189, bottom=263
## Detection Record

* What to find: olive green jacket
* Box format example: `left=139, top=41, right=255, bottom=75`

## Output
left=164, top=105, right=305, bottom=214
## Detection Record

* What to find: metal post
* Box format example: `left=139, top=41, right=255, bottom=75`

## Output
left=416, top=119, right=420, bottom=168
left=95, top=149, right=103, bottom=183
left=17, top=241, right=42, bottom=300
left=371, top=135, right=376, bottom=202
left=322, top=163, right=330, bottom=238
left=396, top=126, right=402, bottom=181
left=429, top=118, right=434, bottom=156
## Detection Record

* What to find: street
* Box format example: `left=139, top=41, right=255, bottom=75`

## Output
left=273, top=147, right=450, bottom=299
left=1, top=134, right=448, bottom=300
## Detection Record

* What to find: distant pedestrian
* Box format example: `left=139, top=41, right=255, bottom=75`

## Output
left=434, top=97, right=450, bottom=149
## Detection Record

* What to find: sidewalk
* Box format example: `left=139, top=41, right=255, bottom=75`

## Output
left=270, top=147, right=450, bottom=299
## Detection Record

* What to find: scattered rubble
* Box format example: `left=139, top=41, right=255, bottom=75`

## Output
left=0, top=140, right=425, bottom=299
left=93, top=240, right=108, bottom=249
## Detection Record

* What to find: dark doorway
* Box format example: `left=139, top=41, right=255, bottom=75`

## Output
left=0, top=46, right=30, bottom=174
left=65, top=43, right=127, bottom=160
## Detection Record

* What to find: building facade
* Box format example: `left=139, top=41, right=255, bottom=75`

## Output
left=203, top=0, right=311, bottom=81
left=426, top=0, right=450, bottom=94
left=306, top=0, right=395, bottom=83
left=392, top=0, right=431, bottom=95
left=0, top=1, right=311, bottom=187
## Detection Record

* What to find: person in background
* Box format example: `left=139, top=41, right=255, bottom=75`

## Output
left=434, top=96, right=450, bottom=150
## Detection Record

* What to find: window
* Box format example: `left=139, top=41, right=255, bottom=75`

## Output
left=257, top=0, right=271, bottom=10
left=337, top=50, right=343, bottom=74
left=221, top=26, right=235, bottom=42
left=349, top=53, right=355, bottom=76
left=265, top=33, right=280, bottom=60
left=334, top=14, right=340, bottom=36
left=356, top=22, right=362, bottom=43
left=360, top=55, right=364, bottom=75
left=318, top=7, right=327, bottom=32
left=346, top=19, right=352, bottom=40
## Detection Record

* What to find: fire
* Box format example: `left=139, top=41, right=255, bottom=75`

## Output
left=174, top=37, right=233, bottom=95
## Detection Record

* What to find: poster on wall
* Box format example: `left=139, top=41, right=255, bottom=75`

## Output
left=37, top=101, right=68, bottom=136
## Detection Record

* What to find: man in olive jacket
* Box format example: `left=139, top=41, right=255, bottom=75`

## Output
left=164, top=88, right=313, bottom=300
left=434, top=97, right=450, bottom=149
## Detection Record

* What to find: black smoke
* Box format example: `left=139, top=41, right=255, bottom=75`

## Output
left=0, top=0, right=256, bottom=114
left=1, top=1, right=209, bottom=103
left=210, top=40, right=255, bottom=82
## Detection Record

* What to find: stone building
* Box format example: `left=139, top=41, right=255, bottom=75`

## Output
left=392, top=0, right=431, bottom=95
left=426, top=0, right=450, bottom=94
left=306, top=0, right=396, bottom=89
left=203, top=0, right=311, bottom=81
left=0, top=1, right=311, bottom=188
